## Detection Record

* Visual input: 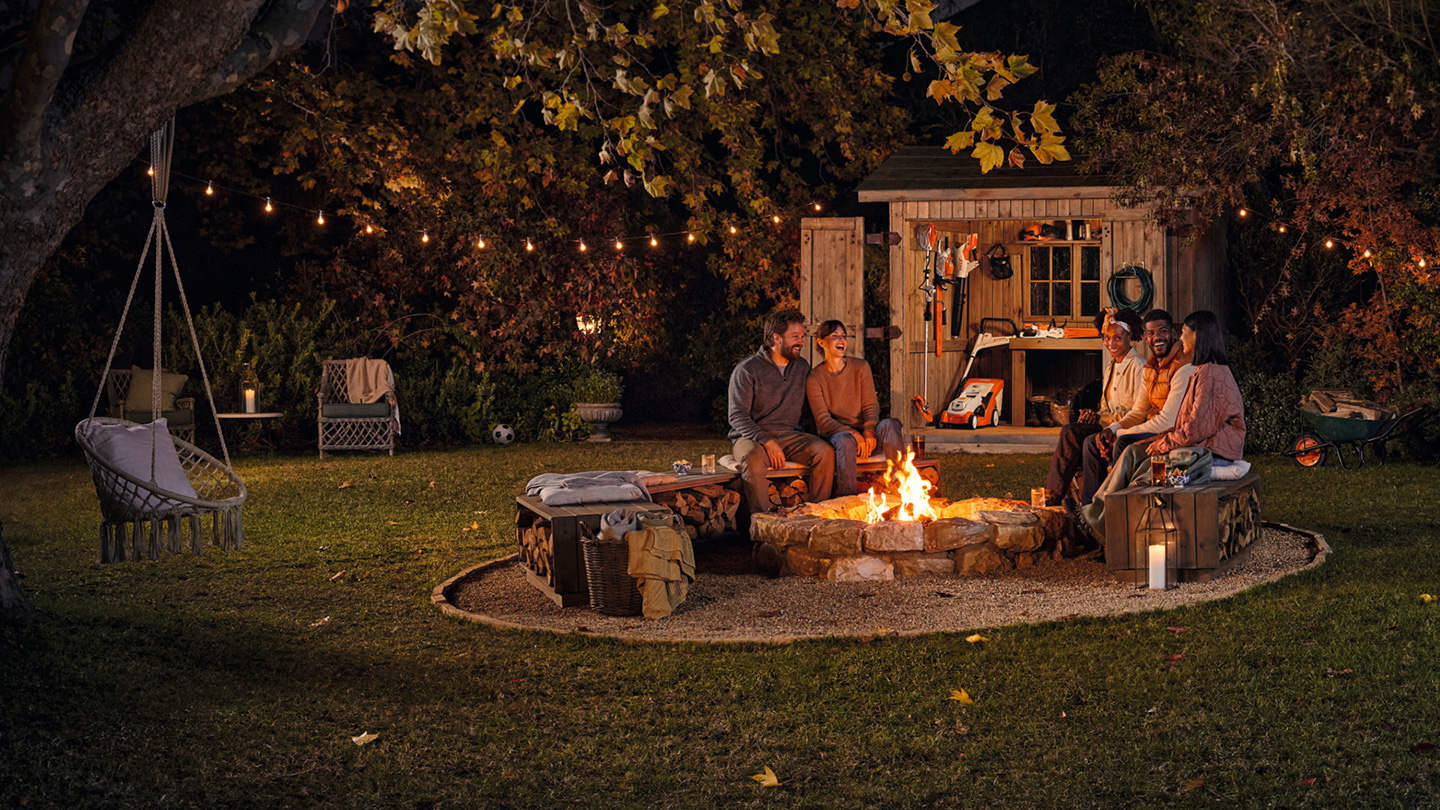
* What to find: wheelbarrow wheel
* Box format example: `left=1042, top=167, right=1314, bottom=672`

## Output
left=1292, top=433, right=1326, bottom=467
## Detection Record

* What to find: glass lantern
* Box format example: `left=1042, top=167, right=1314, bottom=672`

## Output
left=240, top=362, right=258, bottom=413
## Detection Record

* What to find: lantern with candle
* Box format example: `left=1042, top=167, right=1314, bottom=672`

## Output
left=240, top=362, right=258, bottom=414
left=1132, top=492, right=1177, bottom=590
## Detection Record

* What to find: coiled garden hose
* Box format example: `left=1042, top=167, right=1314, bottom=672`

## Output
left=1107, top=264, right=1154, bottom=313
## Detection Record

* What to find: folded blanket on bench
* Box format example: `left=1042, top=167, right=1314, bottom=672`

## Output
left=525, top=470, right=655, bottom=506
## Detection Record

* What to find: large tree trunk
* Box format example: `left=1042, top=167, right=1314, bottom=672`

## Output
left=0, top=521, right=30, bottom=617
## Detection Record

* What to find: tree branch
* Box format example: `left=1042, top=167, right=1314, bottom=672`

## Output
left=0, top=0, right=89, bottom=187
left=185, top=0, right=329, bottom=105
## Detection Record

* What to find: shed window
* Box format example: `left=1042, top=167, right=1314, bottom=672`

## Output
left=1028, top=245, right=1101, bottom=321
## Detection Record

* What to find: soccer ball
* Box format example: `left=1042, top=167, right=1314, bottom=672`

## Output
left=490, top=424, right=516, bottom=445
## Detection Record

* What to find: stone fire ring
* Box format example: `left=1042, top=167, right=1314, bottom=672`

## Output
left=433, top=503, right=1330, bottom=645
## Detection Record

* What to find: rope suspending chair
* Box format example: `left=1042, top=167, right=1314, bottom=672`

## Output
left=75, top=119, right=247, bottom=563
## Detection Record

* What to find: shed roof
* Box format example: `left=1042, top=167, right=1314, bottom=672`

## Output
left=856, top=146, right=1114, bottom=200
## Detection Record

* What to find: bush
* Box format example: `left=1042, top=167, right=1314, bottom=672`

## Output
left=1228, top=338, right=1306, bottom=455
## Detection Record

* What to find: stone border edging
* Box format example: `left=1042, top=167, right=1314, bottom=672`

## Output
left=430, top=521, right=1330, bottom=645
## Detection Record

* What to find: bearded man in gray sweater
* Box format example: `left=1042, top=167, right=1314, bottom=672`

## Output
left=728, top=308, right=835, bottom=515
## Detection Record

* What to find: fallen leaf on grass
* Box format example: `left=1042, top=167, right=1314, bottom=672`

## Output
left=1412, top=742, right=1436, bottom=754
left=386, top=521, right=401, bottom=525
left=351, top=732, right=378, bottom=746
left=462, top=521, right=479, bottom=531
left=966, top=634, right=989, bottom=644
left=329, top=570, right=346, bottom=581
left=1183, top=777, right=1205, bottom=792
left=1325, top=667, right=1354, bottom=677
left=310, top=616, right=330, bottom=627
left=1381, top=721, right=1397, bottom=731
left=949, top=689, right=974, bottom=705
left=1165, top=653, right=1184, bottom=662
left=429, top=481, right=436, bottom=488
left=338, top=481, right=352, bottom=489
left=751, top=766, right=781, bottom=787
left=1298, top=777, right=1317, bottom=785
left=1420, top=593, right=1437, bottom=603
left=1166, top=626, right=1189, bottom=633
left=1302, top=640, right=1317, bottom=646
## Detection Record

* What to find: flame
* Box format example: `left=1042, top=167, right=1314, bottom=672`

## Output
left=863, top=449, right=936, bottom=523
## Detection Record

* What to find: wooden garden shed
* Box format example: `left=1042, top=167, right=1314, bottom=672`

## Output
left=847, top=146, right=1228, bottom=439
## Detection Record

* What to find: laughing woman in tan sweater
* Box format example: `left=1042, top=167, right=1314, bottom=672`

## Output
left=806, top=320, right=906, bottom=497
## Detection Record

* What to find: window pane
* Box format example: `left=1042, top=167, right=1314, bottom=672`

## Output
left=1081, top=281, right=1100, bottom=316
left=1030, top=247, right=1049, bottom=280
left=1030, top=283, right=1049, bottom=315
left=1053, top=282, right=1072, bottom=316
left=1052, top=246, right=1072, bottom=280
left=1081, top=246, right=1100, bottom=280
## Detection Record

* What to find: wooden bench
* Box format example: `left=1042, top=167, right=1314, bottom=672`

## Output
left=515, top=495, right=673, bottom=607
left=1105, top=474, right=1261, bottom=585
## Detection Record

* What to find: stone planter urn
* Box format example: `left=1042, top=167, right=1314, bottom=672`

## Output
left=574, top=402, right=623, bottom=442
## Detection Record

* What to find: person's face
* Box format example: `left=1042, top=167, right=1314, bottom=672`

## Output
left=816, top=326, right=848, bottom=360
left=1180, top=324, right=1197, bottom=355
left=1143, top=319, right=1174, bottom=357
left=774, top=322, right=807, bottom=360
left=1102, top=324, right=1132, bottom=360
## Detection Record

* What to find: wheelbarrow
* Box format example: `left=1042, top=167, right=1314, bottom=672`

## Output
left=1288, top=407, right=1426, bottom=469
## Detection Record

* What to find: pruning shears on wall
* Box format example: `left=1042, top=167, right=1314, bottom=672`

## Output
left=913, top=223, right=938, bottom=422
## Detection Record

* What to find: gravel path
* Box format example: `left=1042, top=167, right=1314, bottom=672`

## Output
left=440, top=524, right=1326, bottom=643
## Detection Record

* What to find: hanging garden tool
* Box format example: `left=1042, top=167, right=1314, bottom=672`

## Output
left=950, top=233, right=979, bottom=339
left=934, top=236, right=952, bottom=358
left=912, top=223, right=938, bottom=422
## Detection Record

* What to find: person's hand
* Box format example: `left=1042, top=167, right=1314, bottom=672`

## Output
left=763, top=439, right=786, bottom=469
left=1077, top=408, right=1098, bottom=424
left=1142, top=438, right=1166, bottom=457
left=859, top=432, right=877, bottom=459
left=1098, top=429, right=1116, bottom=461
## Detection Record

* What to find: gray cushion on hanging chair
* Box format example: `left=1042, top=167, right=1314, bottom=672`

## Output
left=321, top=402, right=392, bottom=419
left=123, top=408, right=195, bottom=426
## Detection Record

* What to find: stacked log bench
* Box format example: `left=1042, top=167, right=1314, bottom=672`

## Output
left=1104, top=474, right=1261, bottom=585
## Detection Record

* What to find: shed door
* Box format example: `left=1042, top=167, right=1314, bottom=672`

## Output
left=799, top=217, right=865, bottom=367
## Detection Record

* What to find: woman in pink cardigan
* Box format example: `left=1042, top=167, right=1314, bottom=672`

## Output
left=1080, top=310, right=1245, bottom=537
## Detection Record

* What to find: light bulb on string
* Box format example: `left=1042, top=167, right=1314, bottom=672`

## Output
left=477, top=237, right=486, bottom=249
left=813, top=202, right=822, bottom=211
left=1421, top=258, right=1428, bottom=268
left=264, top=197, right=273, bottom=213
left=1363, top=249, right=1372, bottom=258
left=729, top=224, right=737, bottom=234
left=1238, top=208, right=1248, bottom=218
left=579, top=239, right=588, bottom=252
left=772, top=215, right=781, bottom=224
left=650, top=235, right=658, bottom=248
left=205, top=181, right=214, bottom=196
left=525, top=238, right=534, bottom=252
left=147, top=166, right=154, bottom=177
left=615, top=238, right=624, bottom=251
left=1324, top=239, right=1334, bottom=249
left=422, top=229, right=430, bottom=244
left=1277, top=225, right=1286, bottom=233
left=687, top=232, right=695, bottom=244
left=317, top=210, right=325, bottom=226
left=365, top=223, right=373, bottom=234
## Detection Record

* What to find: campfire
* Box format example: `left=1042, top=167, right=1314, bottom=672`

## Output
left=751, top=452, right=1079, bottom=582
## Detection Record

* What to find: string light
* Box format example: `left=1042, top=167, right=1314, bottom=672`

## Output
left=729, top=224, right=737, bottom=234
left=525, top=238, right=534, bottom=252
left=1277, top=225, right=1286, bottom=233
left=615, top=238, right=624, bottom=251
left=813, top=202, right=822, bottom=211
left=1238, top=208, right=1248, bottom=218
left=687, top=232, right=695, bottom=244
left=316, top=210, right=325, bottom=225
left=579, top=239, right=588, bottom=252
left=421, top=229, right=429, bottom=244
left=147, top=166, right=154, bottom=177
left=1363, top=249, right=1372, bottom=258
left=365, top=223, right=374, bottom=234
left=650, top=235, right=658, bottom=247
left=1324, top=238, right=1334, bottom=249
left=205, top=181, right=214, bottom=196
left=264, top=197, right=273, bottom=213
left=1421, top=258, right=1428, bottom=268
left=477, top=237, right=486, bottom=249
left=772, top=215, right=781, bottom=224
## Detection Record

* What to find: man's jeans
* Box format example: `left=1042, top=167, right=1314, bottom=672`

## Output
left=733, top=430, right=835, bottom=514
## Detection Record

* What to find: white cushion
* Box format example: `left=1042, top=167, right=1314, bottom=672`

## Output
left=85, top=418, right=197, bottom=499
left=1211, top=460, right=1252, bottom=481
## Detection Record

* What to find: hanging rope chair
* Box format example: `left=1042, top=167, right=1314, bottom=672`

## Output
left=75, top=119, right=247, bottom=563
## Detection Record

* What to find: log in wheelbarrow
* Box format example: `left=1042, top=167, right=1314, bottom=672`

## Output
left=1288, top=407, right=1426, bottom=469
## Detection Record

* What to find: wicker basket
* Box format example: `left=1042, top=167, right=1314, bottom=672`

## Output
left=580, top=523, right=643, bottom=616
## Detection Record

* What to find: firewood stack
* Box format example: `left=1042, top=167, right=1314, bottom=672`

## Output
left=652, top=484, right=743, bottom=540
left=1299, top=388, right=1396, bottom=420
left=518, top=519, right=553, bottom=584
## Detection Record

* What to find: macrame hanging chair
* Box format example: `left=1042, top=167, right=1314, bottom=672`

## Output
left=74, top=119, right=247, bottom=564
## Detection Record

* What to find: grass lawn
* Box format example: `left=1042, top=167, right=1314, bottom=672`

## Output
left=3, top=440, right=1439, bottom=809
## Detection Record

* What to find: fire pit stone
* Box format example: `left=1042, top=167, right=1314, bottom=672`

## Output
left=753, top=496, right=1078, bottom=581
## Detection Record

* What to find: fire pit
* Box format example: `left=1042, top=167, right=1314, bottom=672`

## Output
left=751, top=452, right=1077, bottom=582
